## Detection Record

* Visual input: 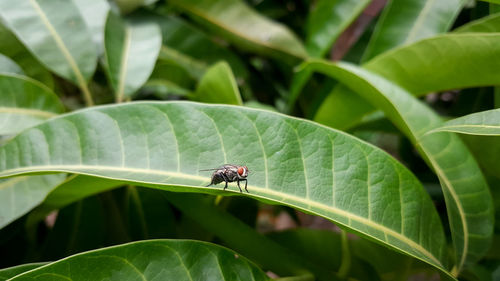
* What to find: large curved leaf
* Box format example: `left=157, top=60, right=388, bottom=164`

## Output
left=301, top=60, right=493, bottom=275
left=0, top=174, right=65, bottom=229
left=305, top=0, right=370, bottom=58
left=0, top=0, right=97, bottom=105
left=0, top=102, right=450, bottom=276
left=455, top=13, right=500, bottom=33
left=105, top=12, right=161, bottom=102
left=0, top=263, right=47, bottom=281
left=169, top=0, right=307, bottom=61
left=0, top=74, right=64, bottom=135
left=427, top=109, right=500, bottom=136
left=314, top=33, right=500, bottom=130
left=8, top=240, right=270, bottom=281
left=362, top=0, right=466, bottom=62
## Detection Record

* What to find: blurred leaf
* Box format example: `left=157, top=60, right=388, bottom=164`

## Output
left=0, top=23, right=54, bottom=88
left=104, top=12, right=162, bottom=102
left=362, top=0, right=467, bottom=62
left=0, top=0, right=97, bottom=105
left=301, top=59, right=493, bottom=274
left=0, top=55, right=23, bottom=75
left=26, top=175, right=123, bottom=229
left=305, top=0, right=370, bottom=58
left=13, top=240, right=270, bottom=281
left=315, top=33, right=500, bottom=130
left=169, top=0, right=308, bottom=61
left=74, top=0, right=110, bottom=54
left=0, top=174, right=65, bottom=229
left=0, top=102, right=450, bottom=277
left=0, top=74, right=64, bottom=135
left=154, top=14, right=248, bottom=79
left=194, top=61, right=243, bottom=105
left=455, top=12, right=500, bottom=32
left=0, top=263, right=47, bottom=281
left=427, top=109, right=500, bottom=136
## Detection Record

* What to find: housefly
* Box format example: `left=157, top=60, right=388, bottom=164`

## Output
left=201, top=164, right=249, bottom=193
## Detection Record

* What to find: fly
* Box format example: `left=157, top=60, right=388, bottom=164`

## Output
left=201, top=164, right=249, bottom=193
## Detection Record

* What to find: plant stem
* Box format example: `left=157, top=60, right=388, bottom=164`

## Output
left=79, top=81, right=94, bottom=106
left=337, top=230, right=351, bottom=279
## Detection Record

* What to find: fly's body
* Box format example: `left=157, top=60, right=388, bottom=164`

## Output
left=201, top=164, right=249, bottom=193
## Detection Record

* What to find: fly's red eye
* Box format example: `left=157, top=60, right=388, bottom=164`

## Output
left=237, top=167, right=244, bottom=176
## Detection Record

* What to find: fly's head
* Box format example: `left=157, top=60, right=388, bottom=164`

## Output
left=237, top=166, right=249, bottom=179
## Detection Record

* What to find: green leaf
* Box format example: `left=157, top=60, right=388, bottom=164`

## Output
left=154, top=14, right=248, bottom=79
left=0, top=174, right=65, bottom=229
left=0, top=0, right=97, bottom=105
left=305, top=0, right=370, bottom=58
left=301, top=59, right=493, bottom=274
left=0, top=23, right=54, bottom=89
left=314, top=33, right=500, bottom=130
left=362, top=0, right=466, bottom=62
left=169, top=0, right=308, bottom=61
left=25, top=175, right=123, bottom=229
left=454, top=13, right=500, bottom=33
left=104, top=12, right=162, bottom=102
left=73, top=0, right=110, bottom=53
left=0, top=54, right=23, bottom=75
left=194, top=61, right=243, bottom=105
left=427, top=109, right=500, bottom=136
left=10, top=240, right=270, bottom=281
left=0, top=101, right=450, bottom=276
left=0, top=263, right=47, bottom=281
left=0, top=74, right=64, bottom=135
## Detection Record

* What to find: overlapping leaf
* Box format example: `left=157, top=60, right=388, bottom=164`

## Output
left=427, top=109, right=500, bottom=136
left=0, top=102, right=450, bottom=276
left=194, top=61, right=243, bottom=105
left=362, top=0, right=466, bottom=61
left=8, top=240, right=270, bottom=281
left=0, top=55, right=23, bottom=75
left=305, top=0, right=370, bottom=58
left=0, top=0, right=97, bottom=98
left=169, top=0, right=307, bottom=61
left=301, top=60, right=493, bottom=274
left=73, top=0, right=109, bottom=53
left=0, top=74, right=64, bottom=135
left=105, top=12, right=161, bottom=102
left=0, top=174, right=65, bottom=229
left=314, top=33, right=500, bottom=130
left=0, top=263, right=46, bottom=281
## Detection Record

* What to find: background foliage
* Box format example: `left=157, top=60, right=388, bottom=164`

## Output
left=0, top=0, right=499, bottom=280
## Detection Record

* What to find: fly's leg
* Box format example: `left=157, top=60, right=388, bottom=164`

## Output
left=242, top=179, right=248, bottom=193
left=236, top=179, right=243, bottom=193
left=221, top=174, right=229, bottom=190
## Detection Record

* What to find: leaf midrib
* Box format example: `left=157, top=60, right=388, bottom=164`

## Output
left=116, top=26, right=132, bottom=102
left=0, top=164, right=442, bottom=268
left=0, top=107, right=57, bottom=119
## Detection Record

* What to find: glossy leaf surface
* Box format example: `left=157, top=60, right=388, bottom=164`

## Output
left=0, top=174, right=65, bottom=229
left=362, top=0, right=466, bottom=61
left=9, top=240, right=269, bottom=281
left=0, top=74, right=64, bottom=135
left=0, top=263, right=46, bottom=281
left=169, top=0, right=307, bottom=60
left=305, top=0, right=370, bottom=58
left=0, top=0, right=97, bottom=85
left=0, top=102, right=449, bottom=275
left=315, top=33, right=500, bottom=130
left=105, top=12, right=162, bottom=102
left=194, top=61, right=243, bottom=105
left=428, top=109, right=500, bottom=136
left=302, top=60, right=493, bottom=274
